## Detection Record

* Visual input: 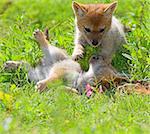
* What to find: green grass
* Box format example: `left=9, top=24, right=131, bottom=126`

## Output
left=0, top=0, right=150, bottom=133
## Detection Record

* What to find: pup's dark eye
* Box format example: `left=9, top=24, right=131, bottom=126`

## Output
left=84, top=27, right=91, bottom=32
left=99, top=28, right=105, bottom=33
left=96, top=57, right=99, bottom=60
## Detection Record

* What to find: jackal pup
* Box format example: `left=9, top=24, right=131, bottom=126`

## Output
left=72, top=1, right=126, bottom=64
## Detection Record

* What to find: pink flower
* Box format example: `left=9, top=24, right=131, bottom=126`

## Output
left=85, top=84, right=93, bottom=97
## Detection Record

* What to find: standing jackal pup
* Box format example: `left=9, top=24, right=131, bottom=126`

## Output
left=72, top=1, right=126, bottom=64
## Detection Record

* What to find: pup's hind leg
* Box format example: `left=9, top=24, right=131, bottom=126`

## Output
left=35, top=71, right=61, bottom=92
left=33, top=29, right=68, bottom=64
left=33, top=29, right=49, bottom=48
left=35, top=65, right=69, bottom=92
left=33, top=29, right=54, bottom=65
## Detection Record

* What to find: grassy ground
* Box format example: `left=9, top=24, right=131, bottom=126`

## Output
left=0, top=0, right=150, bottom=133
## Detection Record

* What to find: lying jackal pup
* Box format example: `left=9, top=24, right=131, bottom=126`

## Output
left=4, top=29, right=123, bottom=93
left=72, top=1, right=126, bottom=64
left=4, top=30, right=79, bottom=92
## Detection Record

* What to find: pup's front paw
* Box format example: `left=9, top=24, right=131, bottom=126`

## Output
left=72, top=53, right=84, bottom=61
left=35, top=80, right=47, bottom=92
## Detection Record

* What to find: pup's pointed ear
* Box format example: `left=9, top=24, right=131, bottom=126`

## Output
left=72, top=1, right=87, bottom=17
left=104, top=1, right=117, bottom=16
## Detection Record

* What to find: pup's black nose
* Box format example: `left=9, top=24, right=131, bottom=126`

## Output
left=92, top=40, right=98, bottom=46
left=92, top=55, right=99, bottom=60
